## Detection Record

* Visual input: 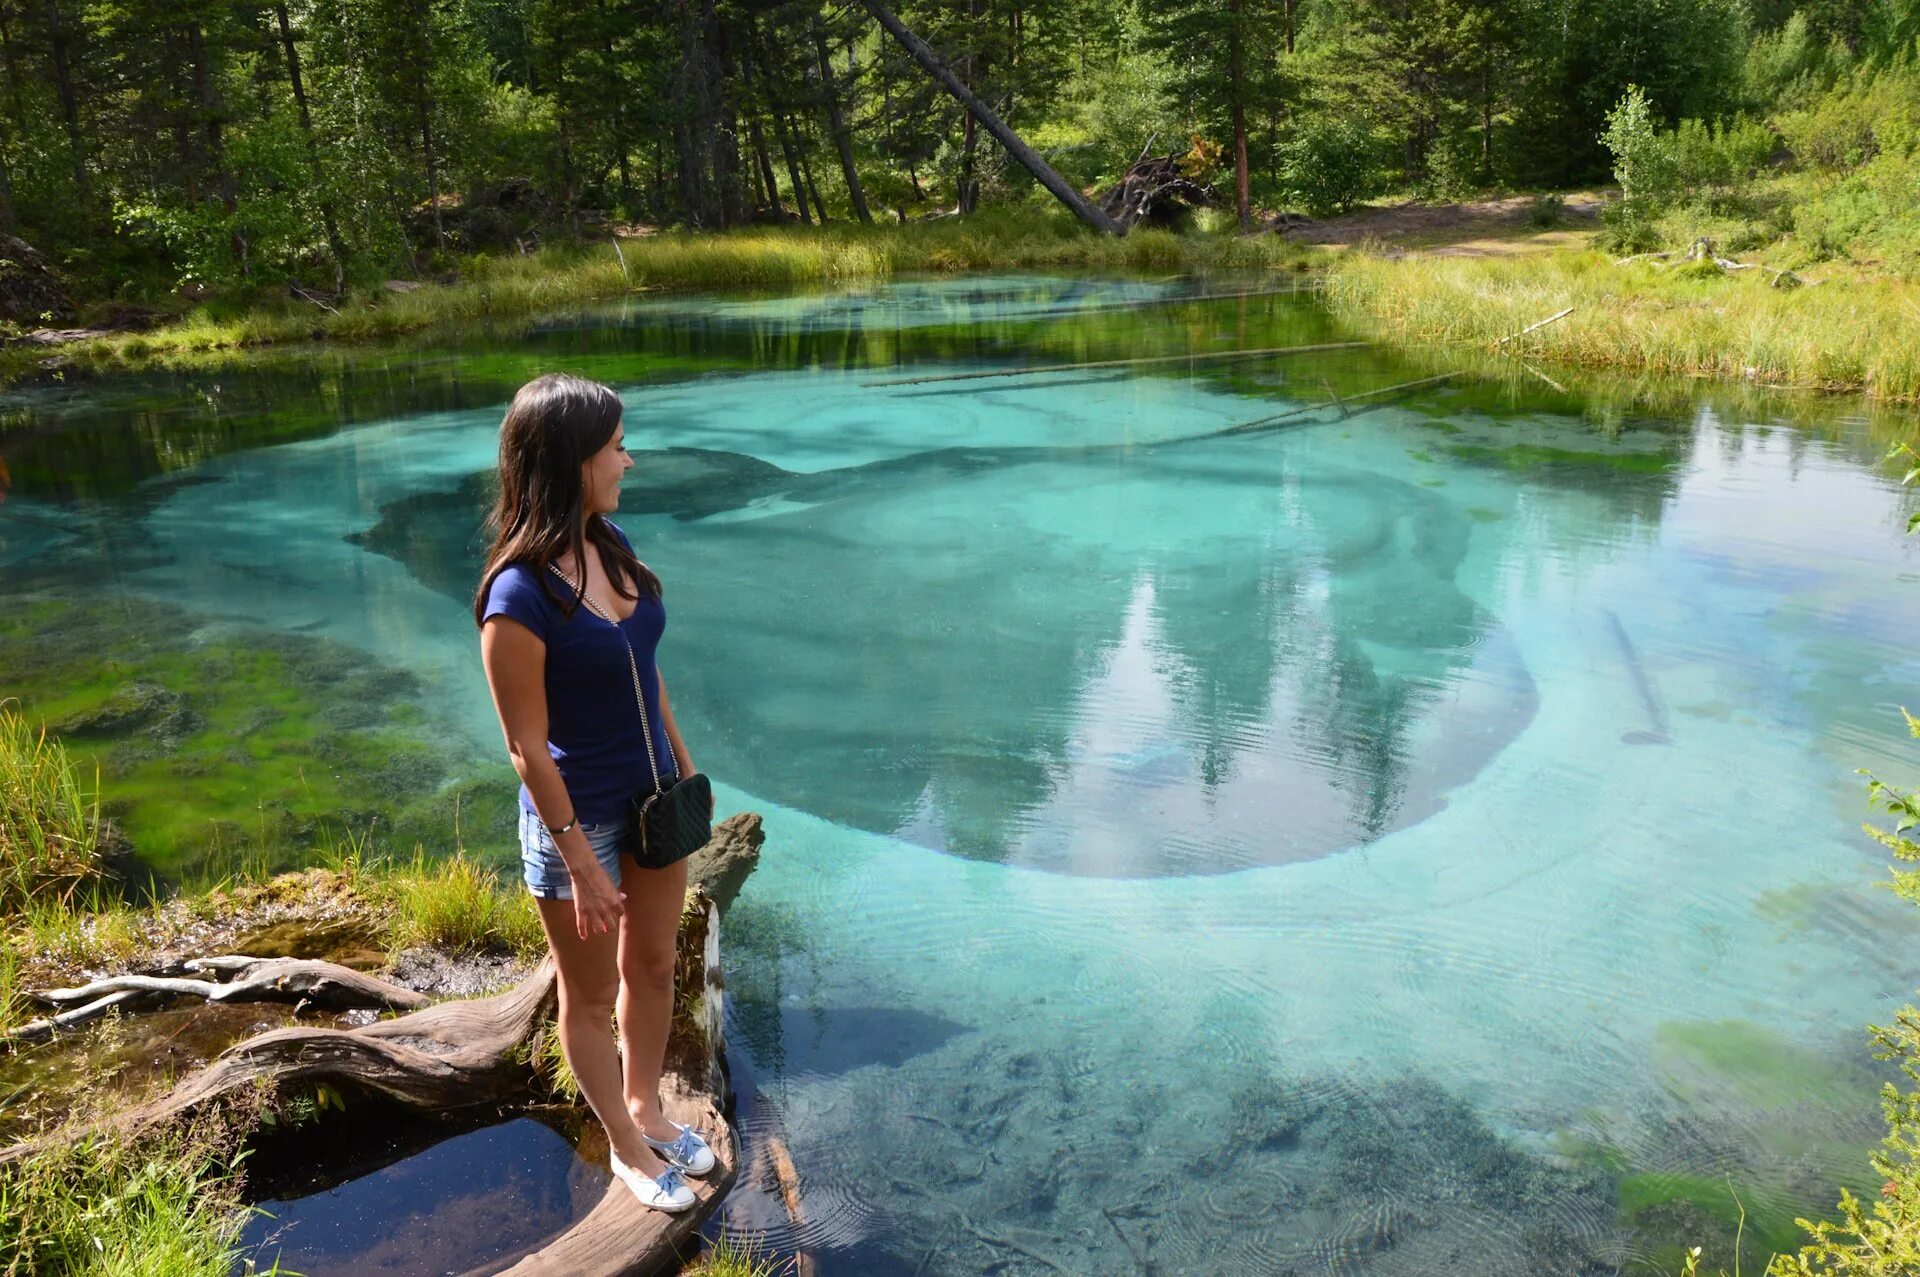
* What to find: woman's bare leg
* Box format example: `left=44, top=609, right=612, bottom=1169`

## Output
left=537, top=896, right=670, bottom=1176
left=616, top=853, right=688, bottom=1142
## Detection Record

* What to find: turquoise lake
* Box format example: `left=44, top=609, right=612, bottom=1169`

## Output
left=4, top=275, right=1920, bottom=1273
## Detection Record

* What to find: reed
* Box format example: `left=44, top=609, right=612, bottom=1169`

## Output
left=1325, top=249, right=1920, bottom=402
left=686, top=1232, right=799, bottom=1277
left=0, top=704, right=105, bottom=914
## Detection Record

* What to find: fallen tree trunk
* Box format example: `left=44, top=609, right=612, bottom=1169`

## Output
left=0, top=958, right=556, bottom=1167
left=861, top=0, right=1123, bottom=235
left=5, top=823, right=761, bottom=1273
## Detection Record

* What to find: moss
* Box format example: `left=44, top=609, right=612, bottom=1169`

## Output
left=1652, top=1019, right=1865, bottom=1112
left=0, top=598, right=512, bottom=881
left=1619, top=1170, right=1807, bottom=1269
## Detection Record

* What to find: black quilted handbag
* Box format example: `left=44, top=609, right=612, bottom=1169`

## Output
left=548, top=565, right=713, bottom=870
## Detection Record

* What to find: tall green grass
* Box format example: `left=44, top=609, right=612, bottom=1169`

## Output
left=1326, top=250, right=1920, bottom=402
left=0, top=1103, right=277, bottom=1277
left=0, top=704, right=105, bottom=913
left=376, top=850, right=545, bottom=958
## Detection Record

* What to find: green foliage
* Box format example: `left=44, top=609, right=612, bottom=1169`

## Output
left=1276, top=118, right=1387, bottom=216
left=1601, top=86, right=1681, bottom=248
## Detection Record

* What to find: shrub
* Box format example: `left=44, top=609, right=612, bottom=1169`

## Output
left=1276, top=117, right=1387, bottom=215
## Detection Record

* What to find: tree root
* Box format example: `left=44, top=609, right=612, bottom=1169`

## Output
left=6, top=956, right=429, bottom=1044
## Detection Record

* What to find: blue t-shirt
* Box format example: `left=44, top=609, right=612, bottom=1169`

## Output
left=481, top=525, right=676, bottom=824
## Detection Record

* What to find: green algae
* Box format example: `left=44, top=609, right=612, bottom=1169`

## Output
left=1443, top=441, right=1680, bottom=475
left=1653, top=1019, right=1865, bottom=1111
left=0, top=597, right=514, bottom=882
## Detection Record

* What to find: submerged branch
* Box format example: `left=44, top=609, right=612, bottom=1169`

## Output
left=863, top=340, right=1368, bottom=388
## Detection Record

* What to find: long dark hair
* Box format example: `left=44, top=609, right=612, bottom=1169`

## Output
left=471, top=373, right=660, bottom=626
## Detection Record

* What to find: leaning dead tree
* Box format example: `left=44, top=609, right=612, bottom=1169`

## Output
left=862, top=0, right=1124, bottom=235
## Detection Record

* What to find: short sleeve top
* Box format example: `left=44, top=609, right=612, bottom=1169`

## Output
left=481, top=522, right=675, bottom=823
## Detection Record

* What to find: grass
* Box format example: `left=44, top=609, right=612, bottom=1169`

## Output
left=375, top=848, right=545, bottom=959
left=1325, top=248, right=1920, bottom=402
left=38, top=210, right=1318, bottom=373
left=0, top=704, right=105, bottom=912
left=0, top=1098, right=278, bottom=1277
left=683, top=1233, right=798, bottom=1277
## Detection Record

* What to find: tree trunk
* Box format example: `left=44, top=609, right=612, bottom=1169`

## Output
left=1284, top=0, right=1295, bottom=54
left=748, top=117, right=782, bottom=217
left=810, top=10, right=872, bottom=224
left=862, top=0, right=1122, bottom=234
left=420, top=99, right=444, bottom=251
left=736, top=51, right=786, bottom=218
left=1230, top=0, right=1249, bottom=231
left=957, top=0, right=980, bottom=214
left=0, top=125, right=13, bottom=233
left=795, top=125, right=826, bottom=222
left=274, top=5, right=347, bottom=281
left=45, top=0, right=87, bottom=201
left=750, top=20, right=811, bottom=226
left=770, top=110, right=810, bottom=225
left=712, top=24, right=747, bottom=227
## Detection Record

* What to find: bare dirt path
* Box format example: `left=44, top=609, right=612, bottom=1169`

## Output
left=1277, top=192, right=1605, bottom=255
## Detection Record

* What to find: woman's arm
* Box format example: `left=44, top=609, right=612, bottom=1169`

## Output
left=657, top=671, right=697, bottom=778
left=481, top=617, right=625, bottom=937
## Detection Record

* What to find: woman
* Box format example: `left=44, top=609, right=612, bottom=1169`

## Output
left=474, top=373, right=716, bottom=1213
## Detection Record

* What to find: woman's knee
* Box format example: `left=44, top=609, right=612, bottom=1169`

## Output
left=619, top=939, right=677, bottom=990
left=557, top=968, right=621, bottom=1020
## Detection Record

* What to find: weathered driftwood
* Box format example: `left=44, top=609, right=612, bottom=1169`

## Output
left=1616, top=237, right=1813, bottom=287
left=8, top=821, right=763, bottom=1275
left=6, top=956, right=429, bottom=1044
left=1495, top=306, right=1575, bottom=347
left=687, top=811, right=764, bottom=915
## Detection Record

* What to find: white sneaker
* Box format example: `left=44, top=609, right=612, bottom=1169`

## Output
left=611, top=1150, right=697, bottom=1212
left=642, top=1121, right=717, bottom=1177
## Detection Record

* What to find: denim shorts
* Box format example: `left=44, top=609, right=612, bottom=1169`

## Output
left=518, top=805, right=629, bottom=900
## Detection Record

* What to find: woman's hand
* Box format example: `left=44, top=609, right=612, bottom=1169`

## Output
left=568, top=861, right=626, bottom=940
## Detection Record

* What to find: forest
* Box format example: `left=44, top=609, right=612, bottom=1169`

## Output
left=2, top=0, right=1919, bottom=312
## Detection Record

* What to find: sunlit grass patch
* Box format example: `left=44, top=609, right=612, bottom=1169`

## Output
left=1325, top=249, right=1920, bottom=401
left=376, top=849, right=545, bottom=959
left=31, top=213, right=1320, bottom=375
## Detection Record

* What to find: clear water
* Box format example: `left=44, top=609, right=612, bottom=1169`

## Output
left=5, top=275, right=1920, bottom=1273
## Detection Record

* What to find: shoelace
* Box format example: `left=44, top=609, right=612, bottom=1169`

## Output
left=656, top=1166, right=688, bottom=1194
